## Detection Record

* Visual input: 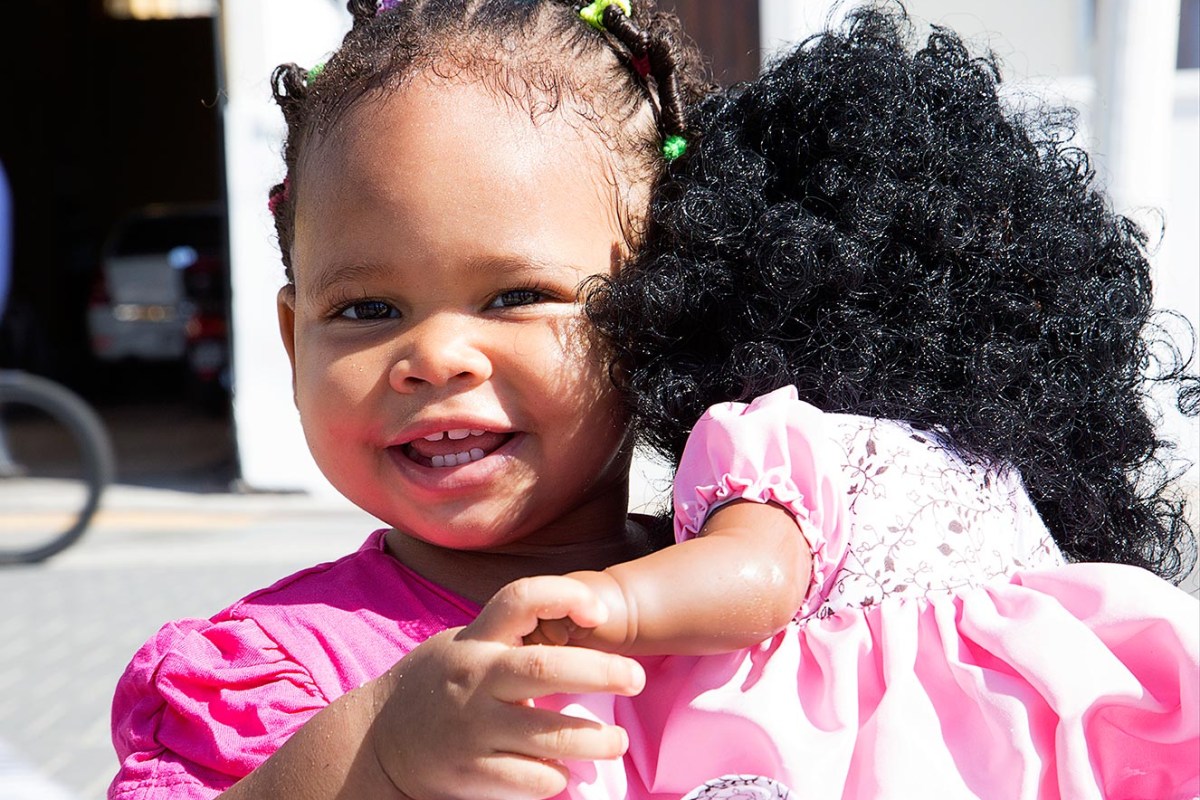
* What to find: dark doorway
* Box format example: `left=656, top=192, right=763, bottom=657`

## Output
left=0, top=0, right=236, bottom=490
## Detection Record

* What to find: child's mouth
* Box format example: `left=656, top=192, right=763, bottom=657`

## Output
left=400, top=429, right=513, bottom=468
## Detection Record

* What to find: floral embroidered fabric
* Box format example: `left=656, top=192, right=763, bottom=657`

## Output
left=813, top=415, right=1064, bottom=617
left=673, top=387, right=1064, bottom=621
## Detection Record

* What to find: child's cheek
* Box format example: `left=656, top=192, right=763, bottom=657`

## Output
left=543, top=318, right=611, bottom=398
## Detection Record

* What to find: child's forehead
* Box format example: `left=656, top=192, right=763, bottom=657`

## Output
left=289, top=74, right=633, bottom=284
left=296, top=74, right=630, bottom=214
left=308, top=75, right=595, bottom=161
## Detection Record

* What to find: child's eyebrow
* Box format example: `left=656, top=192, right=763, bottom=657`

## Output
left=463, top=254, right=587, bottom=281
left=301, top=255, right=585, bottom=300
left=302, top=261, right=392, bottom=300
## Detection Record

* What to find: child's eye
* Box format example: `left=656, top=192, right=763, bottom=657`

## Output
left=337, top=300, right=399, bottom=320
left=488, top=289, right=546, bottom=309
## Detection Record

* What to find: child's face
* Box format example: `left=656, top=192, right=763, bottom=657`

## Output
left=279, top=76, right=634, bottom=554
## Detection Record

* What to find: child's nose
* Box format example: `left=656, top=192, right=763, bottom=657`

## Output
left=388, top=315, right=492, bottom=392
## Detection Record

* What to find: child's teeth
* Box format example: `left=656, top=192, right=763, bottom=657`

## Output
left=447, top=429, right=470, bottom=440
left=423, top=432, right=445, bottom=442
left=469, top=429, right=484, bottom=436
left=427, top=448, right=489, bottom=468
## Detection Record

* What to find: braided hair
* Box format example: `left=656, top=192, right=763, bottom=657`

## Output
left=589, top=6, right=1198, bottom=582
left=267, top=0, right=712, bottom=280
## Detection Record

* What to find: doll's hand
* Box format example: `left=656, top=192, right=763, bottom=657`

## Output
left=523, top=570, right=633, bottom=653
left=525, top=616, right=588, bottom=646
left=369, top=576, right=645, bottom=800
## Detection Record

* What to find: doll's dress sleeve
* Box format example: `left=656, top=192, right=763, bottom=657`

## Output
left=672, top=385, right=849, bottom=619
left=108, top=615, right=327, bottom=799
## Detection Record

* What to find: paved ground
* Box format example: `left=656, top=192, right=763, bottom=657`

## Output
left=0, top=484, right=382, bottom=800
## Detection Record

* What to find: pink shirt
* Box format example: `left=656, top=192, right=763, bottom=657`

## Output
left=109, top=530, right=478, bottom=799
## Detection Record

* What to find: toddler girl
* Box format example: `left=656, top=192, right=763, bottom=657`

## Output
left=108, top=2, right=1198, bottom=799
left=526, top=7, right=1200, bottom=799
left=109, top=1, right=716, bottom=798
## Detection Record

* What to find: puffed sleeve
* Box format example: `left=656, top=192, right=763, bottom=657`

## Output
left=109, top=616, right=329, bottom=799
left=673, top=386, right=850, bottom=618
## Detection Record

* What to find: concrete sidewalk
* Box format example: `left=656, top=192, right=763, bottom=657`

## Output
left=0, top=741, right=77, bottom=800
left=0, top=484, right=381, bottom=800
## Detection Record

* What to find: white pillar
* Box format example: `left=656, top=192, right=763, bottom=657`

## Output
left=219, top=0, right=350, bottom=495
left=1092, top=0, right=1181, bottom=214
left=1094, top=0, right=1197, bottom=536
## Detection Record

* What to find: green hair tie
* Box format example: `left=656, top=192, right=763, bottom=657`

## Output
left=306, top=62, right=326, bottom=84
left=662, top=134, right=687, bottom=162
left=579, top=0, right=631, bottom=31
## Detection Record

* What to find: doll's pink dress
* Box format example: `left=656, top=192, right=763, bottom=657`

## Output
left=605, top=387, right=1199, bottom=800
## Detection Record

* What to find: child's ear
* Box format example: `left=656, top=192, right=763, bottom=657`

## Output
left=276, top=284, right=299, bottom=404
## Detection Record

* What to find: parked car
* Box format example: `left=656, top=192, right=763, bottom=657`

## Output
left=87, top=205, right=230, bottom=397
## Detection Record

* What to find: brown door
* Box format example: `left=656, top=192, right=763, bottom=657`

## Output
left=667, top=0, right=761, bottom=85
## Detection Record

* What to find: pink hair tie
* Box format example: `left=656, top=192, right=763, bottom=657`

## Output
left=267, top=177, right=291, bottom=216
left=630, top=53, right=651, bottom=78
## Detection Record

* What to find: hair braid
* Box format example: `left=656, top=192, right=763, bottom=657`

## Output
left=601, top=5, right=650, bottom=61
left=271, top=63, right=310, bottom=130
left=646, top=30, right=685, bottom=138
left=596, top=4, right=690, bottom=143
left=269, top=63, right=312, bottom=273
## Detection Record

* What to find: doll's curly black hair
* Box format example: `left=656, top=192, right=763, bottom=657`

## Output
left=589, top=5, right=1198, bottom=581
left=267, top=0, right=712, bottom=281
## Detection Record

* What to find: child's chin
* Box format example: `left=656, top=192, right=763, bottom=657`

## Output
left=401, top=523, right=526, bottom=553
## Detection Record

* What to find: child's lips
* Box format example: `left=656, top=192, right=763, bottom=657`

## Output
left=400, top=430, right=513, bottom=468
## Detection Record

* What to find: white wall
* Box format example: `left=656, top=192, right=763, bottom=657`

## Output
left=896, top=0, right=1091, bottom=77
left=1159, top=69, right=1200, bottom=528
left=759, top=0, right=1089, bottom=75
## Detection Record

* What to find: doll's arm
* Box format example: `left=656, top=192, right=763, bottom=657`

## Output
left=528, top=389, right=841, bottom=656
left=530, top=499, right=812, bottom=656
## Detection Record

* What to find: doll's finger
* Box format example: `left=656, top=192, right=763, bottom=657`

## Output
left=466, top=576, right=608, bottom=644
left=496, top=704, right=630, bottom=762
left=489, top=644, right=645, bottom=702
left=524, top=617, right=575, bottom=647
left=523, top=624, right=567, bottom=647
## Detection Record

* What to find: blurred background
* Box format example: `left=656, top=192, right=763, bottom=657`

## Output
left=0, top=1, right=1196, bottom=797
